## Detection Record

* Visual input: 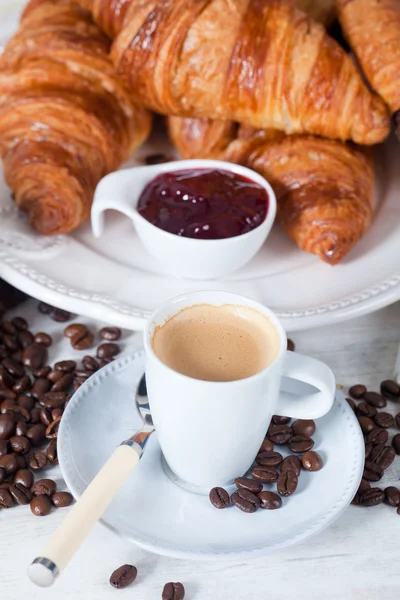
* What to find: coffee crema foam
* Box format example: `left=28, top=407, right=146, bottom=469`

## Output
left=152, top=304, right=280, bottom=382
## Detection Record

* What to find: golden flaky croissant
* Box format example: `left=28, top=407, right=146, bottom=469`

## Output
left=79, top=0, right=389, bottom=145
left=0, top=0, right=151, bottom=235
left=337, top=0, right=400, bottom=115
left=168, top=116, right=374, bottom=265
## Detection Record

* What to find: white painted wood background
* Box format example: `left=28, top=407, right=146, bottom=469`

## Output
left=0, top=299, right=399, bottom=600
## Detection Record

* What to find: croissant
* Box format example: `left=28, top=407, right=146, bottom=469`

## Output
left=78, top=0, right=389, bottom=145
left=337, top=0, right=400, bottom=114
left=168, top=116, right=374, bottom=265
left=0, top=0, right=151, bottom=235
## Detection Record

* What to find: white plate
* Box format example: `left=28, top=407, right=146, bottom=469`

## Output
left=58, top=349, right=364, bottom=561
left=0, top=1, right=399, bottom=331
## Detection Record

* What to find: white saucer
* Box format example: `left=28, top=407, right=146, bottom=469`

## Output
left=58, top=350, right=364, bottom=560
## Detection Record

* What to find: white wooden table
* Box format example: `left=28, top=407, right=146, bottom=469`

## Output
left=1, top=300, right=400, bottom=600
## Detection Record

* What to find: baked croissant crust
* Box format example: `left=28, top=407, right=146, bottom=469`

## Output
left=0, top=0, right=151, bottom=235
left=168, top=116, right=374, bottom=265
left=337, top=0, right=400, bottom=114
left=80, top=0, right=389, bottom=144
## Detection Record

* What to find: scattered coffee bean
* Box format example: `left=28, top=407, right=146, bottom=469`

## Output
left=258, top=490, right=282, bottom=509
left=162, top=582, right=185, bottom=600
left=3, top=357, right=25, bottom=379
left=52, top=408, right=63, bottom=420
left=380, top=379, right=400, bottom=400
left=349, top=384, right=367, bottom=399
left=32, top=479, right=56, bottom=496
left=271, top=415, right=291, bottom=425
left=100, top=327, right=121, bottom=341
left=39, top=407, right=52, bottom=426
left=302, top=451, right=323, bottom=472
left=366, top=427, right=388, bottom=445
left=110, top=564, right=138, bottom=589
left=357, top=402, right=377, bottom=418
left=82, top=356, right=99, bottom=372
left=38, top=302, right=52, bottom=314
left=33, top=333, right=52, bottom=347
left=52, top=491, right=73, bottom=507
left=0, top=440, right=8, bottom=456
left=351, top=493, right=360, bottom=505
left=9, top=435, right=30, bottom=454
left=97, top=343, right=120, bottom=360
left=267, top=424, right=293, bottom=445
left=51, top=373, right=73, bottom=393
left=374, top=412, right=394, bottom=429
left=33, top=366, right=51, bottom=378
left=45, top=418, right=61, bottom=439
left=256, top=451, right=283, bottom=467
left=358, top=416, right=375, bottom=434
left=13, top=376, right=31, bottom=394
left=361, top=488, right=385, bottom=507
left=384, top=486, right=400, bottom=507
left=235, top=477, right=262, bottom=494
left=26, top=424, right=46, bottom=445
left=50, top=308, right=71, bottom=323
left=358, top=478, right=371, bottom=494
left=363, top=392, right=386, bottom=409
left=0, top=414, right=15, bottom=439
left=346, top=398, right=356, bottom=411
left=251, top=465, right=279, bottom=483
left=28, top=450, right=47, bottom=470
left=392, top=433, right=400, bottom=455
left=0, top=488, right=13, bottom=508
left=22, top=343, right=48, bottom=369
left=18, top=330, right=34, bottom=349
left=11, top=316, right=27, bottom=331
left=280, top=455, right=301, bottom=476
left=54, top=360, right=77, bottom=373
left=363, top=460, right=384, bottom=481
left=288, top=435, right=314, bottom=453
left=287, top=338, right=295, bottom=352
left=47, top=370, right=63, bottom=384
left=46, top=439, right=58, bottom=463
left=63, top=323, right=86, bottom=339
left=13, top=468, right=33, bottom=488
left=277, top=470, right=298, bottom=496
left=30, top=495, right=52, bottom=516
left=39, top=392, right=67, bottom=409
left=259, top=438, right=274, bottom=453
left=231, top=488, right=261, bottom=512
left=15, top=454, right=27, bottom=469
left=209, top=487, right=230, bottom=509
left=15, top=422, right=28, bottom=436
left=0, top=453, right=18, bottom=475
left=10, top=483, right=32, bottom=505
left=3, top=334, right=19, bottom=353
left=71, top=328, right=94, bottom=351
left=0, top=367, right=14, bottom=389
left=17, top=394, right=34, bottom=411
left=371, top=445, right=395, bottom=470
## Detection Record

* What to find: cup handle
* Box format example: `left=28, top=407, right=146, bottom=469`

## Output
left=276, top=351, right=336, bottom=419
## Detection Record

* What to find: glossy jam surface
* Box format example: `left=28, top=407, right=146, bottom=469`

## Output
left=136, top=169, right=269, bottom=240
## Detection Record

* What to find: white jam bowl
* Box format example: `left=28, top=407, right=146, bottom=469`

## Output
left=91, top=159, right=276, bottom=280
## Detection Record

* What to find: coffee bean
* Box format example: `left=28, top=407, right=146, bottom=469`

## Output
left=235, top=477, right=262, bottom=494
left=28, top=451, right=47, bottom=470
left=82, top=356, right=99, bottom=372
left=349, top=384, right=367, bottom=399
left=2, top=357, right=25, bottom=378
left=33, top=366, right=51, bottom=378
left=361, top=488, right=385, bottom=507
left=10, top=482, right=32, bottom=505
left=288, top=435, right=314, bottom=453
left=0, top=453, right=18, bottom=475
left=384, top=486, right=400, bottom=507
left=259, top=438, right=274, bottom=453
left=15, top=421, right=28, bottom=436
left=64, top=323, right=86, bottom=338
left=31, top=380, right=51, bottom=404
left=357, top=478, right=371, bottom=494
left=13, top=468, right=33, bottom=488
left=18, top=330, right=34, bottom=349
left=22, top=343, right=48, bottom=369
left=277, top=470, right=298, bottom=496
left=0, top=398, right=17, bottom=413
left=209, top=487, right=230, bottom=509
left=292, top=420, right=316, bottom=437
left=72, top=377, right=86, bottom=391
left=97, top=343, right=120, bottom=359
left=256, top=451, right=283, bottom=467
left=11, top=316, right=27, bottom=331
left=0, top=481, right=12, bottom=490
left=267, top=424, right=293, bottom=445
left=231, top=488, right=261, bottom=512
left=38, top=302, right=52, bottom=314
left=366, top=427, right=388, bottom=445
left=3, top=334, right=19, bottom=353
left=98, top=358, right=112, bottom=368
left=162, top=582, right=185, bottom=600
left=351, top=494, right=360, bottom=505
left=0, top=488, right=13, bottom=508
left=15, top=454, right=27, bottom=469
left=47, top=370, right=63, bottom=384
left=51, top=373, right=73, bottom=392
left=251, top=465, right=279, bottom=483
left=33, top=333, right=52, bottom=347
left=380, top=379, right=400, bottom=400
left=13, top=376, right=31, bottom=394
left=364, top=392, right=386, bottom=409
left=17, top=394, right=34, bottom=411
left=9, top=435, right=30, bottom=454
left=271, top=415, right=291, bottom=425
left=52, top=491, right=73, bottom=507
left=374, top=412, right=394, bottom=429
left=0, top=413, right=15, bottom=439
left=54, top=360, right=77, bottom=373
left=71, top=329, right=94, bottom=351
left=363, top=460, right=384, bottom=481
left=287, top=338, right=295, bottom=352
left=392, top=433, right=400, bottom=455
left=100, top=327, right=121, bottom=341
left=280, top=455, right=301, bottom=476
left=39, top=391, right=67, bottom=409
left=5, top=404, right=30, bottom=421
left=45, top=418, right=61, bottom=439
left=258, top=490, right=282, bottom=510
left=50, top=308, right=71, bottom=323
left=0, top=367, right=14, bottom=389
left=26, top=424, right=46, bottom=445
left=357, top=402, right=377, bottom=418
left=302, top=451, right=323, bottom=471
left=39, top=407, right=52, bottom=426
left=32, top=478, right=56, bottom=496
left=30, top=495, right=52, bottom=516
left=0, top=439, right=8, bottom=456
left=73, top=370, right=90, bottom=380
left=46, top=439, right=58, bottom=463
left=371, top=445, right=395, bottom=470
left=358, top=416, right=375, bottom=434
left=346, top=398, right=356, bottom=412
left=109, top=564, right=138, bottom=589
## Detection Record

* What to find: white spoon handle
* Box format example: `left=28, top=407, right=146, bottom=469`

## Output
left=28, top=443, right=140, bottom=587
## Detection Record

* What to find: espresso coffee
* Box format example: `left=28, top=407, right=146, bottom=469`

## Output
left=152, top=304, right=280, bottom=382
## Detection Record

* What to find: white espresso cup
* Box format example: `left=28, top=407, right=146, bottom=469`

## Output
left=144, top=291, right=335, bottom=489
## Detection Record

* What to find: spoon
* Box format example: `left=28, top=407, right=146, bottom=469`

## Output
left=28, top=374, right=154, bottom=587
